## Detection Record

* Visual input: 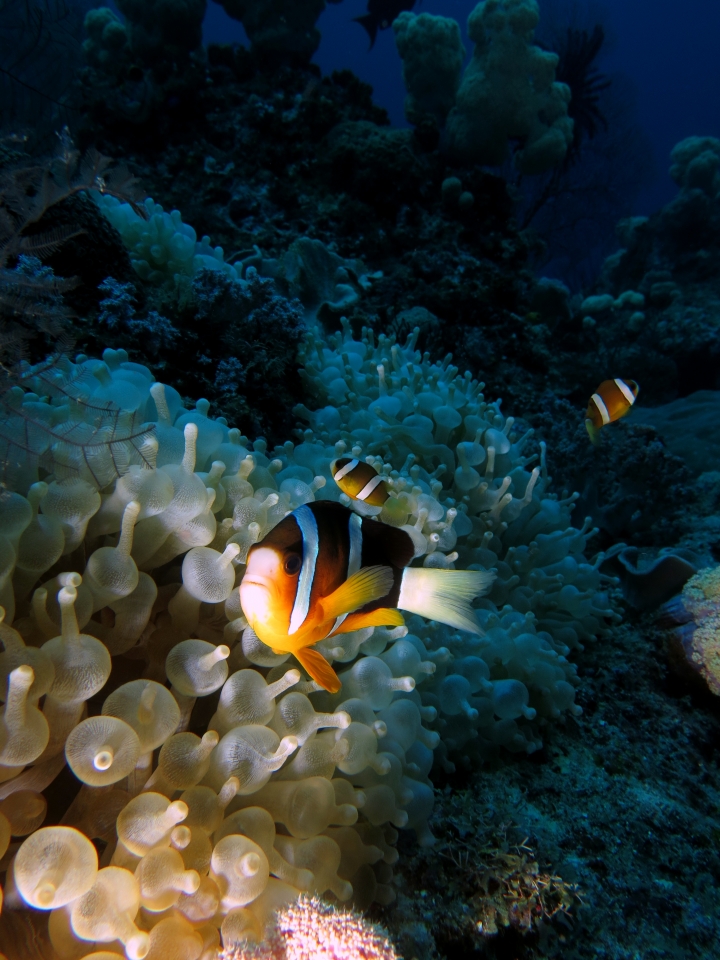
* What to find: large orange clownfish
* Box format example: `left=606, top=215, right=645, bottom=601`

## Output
left=585, top=378, right=639, bottom=445
left=239, top=501, right=494, bottom=693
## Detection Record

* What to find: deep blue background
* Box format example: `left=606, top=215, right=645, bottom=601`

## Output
left=200, top=0, right=720, bottom=217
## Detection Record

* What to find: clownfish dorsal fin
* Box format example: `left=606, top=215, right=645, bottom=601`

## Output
left=320, top=565, right=394, bottom=622
left=294, top=646, right=342, bottom=694
left=336, top=607, right=405, bottom=634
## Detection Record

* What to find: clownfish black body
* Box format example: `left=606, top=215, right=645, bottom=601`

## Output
left=239, top=501, right=494, bottom=694
left=585, top=378, right=639, bottom=445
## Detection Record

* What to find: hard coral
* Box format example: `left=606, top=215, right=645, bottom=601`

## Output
left=222, top=895, right=399, bottom=960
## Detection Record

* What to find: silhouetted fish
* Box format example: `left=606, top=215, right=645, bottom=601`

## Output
left=353, top=0, right=418, bottom=49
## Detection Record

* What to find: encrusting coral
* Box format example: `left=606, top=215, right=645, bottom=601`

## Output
left=0, top=311, right=616, bottom=957
left=659, top=565, right=720, bottom=696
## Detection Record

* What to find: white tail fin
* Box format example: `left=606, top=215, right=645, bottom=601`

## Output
left=397, top=567, right=495, bottom=635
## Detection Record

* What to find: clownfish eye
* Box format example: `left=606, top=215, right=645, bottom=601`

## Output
left=283, top=554, right=302, bottom=576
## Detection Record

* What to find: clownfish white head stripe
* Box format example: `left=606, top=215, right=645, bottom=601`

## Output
left=288, top=505, right=319, bottom=635
left=333, top=458, right=360, bottom=482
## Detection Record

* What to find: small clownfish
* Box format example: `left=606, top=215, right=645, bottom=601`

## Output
left=239, top=501, right=494, bottom=694
left=585, top=378, right=639, bottom=445
left=331, top=457, right=389, bottom=507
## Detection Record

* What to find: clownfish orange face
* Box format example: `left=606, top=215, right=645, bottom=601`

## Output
left=240, top=534, right=304, bottom=642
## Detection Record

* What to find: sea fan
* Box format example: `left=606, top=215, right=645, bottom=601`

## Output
left=0, top=134, right=151, bottom=489
left=553, top=25, right=611, bottom=162
left=0, top=0, right=92, bottom=146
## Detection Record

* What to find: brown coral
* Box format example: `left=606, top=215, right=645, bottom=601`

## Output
left=660, top=565, right=720, bottom=695
left=468, top=840, right=580, bottom=937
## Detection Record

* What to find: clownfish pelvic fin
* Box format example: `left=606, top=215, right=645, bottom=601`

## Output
left=585, top=418, right=601, bottom=446
left=398, top=567, right=495, bottom=635
left=295, top=646, right=342, bottom=694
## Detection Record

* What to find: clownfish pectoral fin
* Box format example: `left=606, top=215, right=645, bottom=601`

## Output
left=320, top=565, right=395, bottom=622
left=585, top=418, right=601, bottom=446
left=294, top=646, right=342, bottom=694
left=337, top=608, right=405, bottom=634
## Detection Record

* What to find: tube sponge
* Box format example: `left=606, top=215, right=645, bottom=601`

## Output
left=445, top=0, right=573, bottom=173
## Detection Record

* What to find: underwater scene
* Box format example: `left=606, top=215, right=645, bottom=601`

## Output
left=1, top=0, right=720, bottom=957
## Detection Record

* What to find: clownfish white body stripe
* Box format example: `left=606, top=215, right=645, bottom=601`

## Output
left=288, top=505, right=319, bottom=635
left=239, top=500, right=495, bottom=693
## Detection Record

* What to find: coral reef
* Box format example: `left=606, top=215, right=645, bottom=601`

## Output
left=8, top=10, right=720, bottom=956
left=389, top=613, right=720, bottom=959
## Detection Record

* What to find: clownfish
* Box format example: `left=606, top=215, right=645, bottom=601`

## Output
left=239, top=500, right=494, bottom=694
left=331, top=457, right=389, bottom=507
left=585, top=378, right=639, bottom=445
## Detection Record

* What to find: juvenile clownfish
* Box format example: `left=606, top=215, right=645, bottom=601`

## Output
left=239, top=501, right=495, bottom=694
left=331, top=457, right=389, bottom=507
left=585, top=378, right=639, bottom=445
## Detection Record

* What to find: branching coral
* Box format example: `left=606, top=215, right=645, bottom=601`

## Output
left=94, top=194, right=379, bottom=327
left=470, top=839, right=580, bottom=936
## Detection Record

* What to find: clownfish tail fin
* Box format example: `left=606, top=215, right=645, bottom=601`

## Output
left=397, top=567, right=495, bottom=635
